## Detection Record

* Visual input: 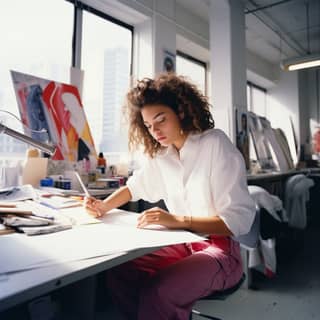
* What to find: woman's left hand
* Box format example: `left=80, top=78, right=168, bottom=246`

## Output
left=137, top=207, right=183, bottom=229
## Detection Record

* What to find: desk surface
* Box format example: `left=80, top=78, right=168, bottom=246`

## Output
left=0, top=246, right=159, bottom=312
left=247, top=168, right=320, bottom=181
left=0, top=208, right=204, bottom=313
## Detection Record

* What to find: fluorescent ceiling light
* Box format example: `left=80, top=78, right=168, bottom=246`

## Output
left=281, top=53, right=320, bottom=71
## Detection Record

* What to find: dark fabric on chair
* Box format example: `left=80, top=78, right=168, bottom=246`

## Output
left=259, top=208, right=285, bottom=240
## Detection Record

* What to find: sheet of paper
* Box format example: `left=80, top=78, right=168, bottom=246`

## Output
left=59, top=206, right=102, bottom=225
left=0, top=209, right=205, bottom=274
left=0, top=184, right=37, bottom=202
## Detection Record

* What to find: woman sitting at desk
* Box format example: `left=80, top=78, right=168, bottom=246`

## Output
left=85, top=73, right=255, bottom=320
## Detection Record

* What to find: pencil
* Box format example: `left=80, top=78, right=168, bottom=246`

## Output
left=74, top=172, right=91, bottom=197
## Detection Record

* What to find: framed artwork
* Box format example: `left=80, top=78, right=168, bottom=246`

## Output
left=11, top=70, right=96, bottom=161
left=310, top=120, right=320, bottom=158
left=163, top=49, right=176, bottom=73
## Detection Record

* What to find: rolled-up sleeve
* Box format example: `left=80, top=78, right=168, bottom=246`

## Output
left=126, top=158, right=165, bottom=203
left=211, top=131, right=256, bottom=237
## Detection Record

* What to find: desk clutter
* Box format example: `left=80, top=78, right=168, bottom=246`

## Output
left=0, top=158, right=127, bottom=236
left=0, top=185, right=90, bottom=236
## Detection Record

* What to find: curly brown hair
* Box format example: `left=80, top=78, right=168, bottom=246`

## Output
left=126, top=73, right=214, bottom=157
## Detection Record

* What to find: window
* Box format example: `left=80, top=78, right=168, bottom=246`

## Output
left=176, top=51, right=207, bottom=95
left=247, top=82, right=267, bottom=117
left=79, top=4, right=133, bottom=157
left=0, top=0, right=73, bottom=163
left=0, top=0, right=133, bottom=166
left=246, top=82, right=267, bottom=162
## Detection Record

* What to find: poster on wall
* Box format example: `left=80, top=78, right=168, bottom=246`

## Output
left=163, top=49, right=176, bottom=73
left=11, top=70, right=96, bottom=161
left=310, top=120, right=320, bottom=159
left=235, top=109, right=250, bottom=170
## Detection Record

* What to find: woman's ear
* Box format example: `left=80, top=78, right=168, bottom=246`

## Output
left=179, top=111, right=185, bottom=120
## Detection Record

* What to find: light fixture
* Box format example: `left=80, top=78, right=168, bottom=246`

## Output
left=280, top=53, right=320, bottom=71
left=0, top=122, right=56, bottom=155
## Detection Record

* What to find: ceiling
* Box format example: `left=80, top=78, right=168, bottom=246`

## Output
left=176, top=0, right=320, bottom=65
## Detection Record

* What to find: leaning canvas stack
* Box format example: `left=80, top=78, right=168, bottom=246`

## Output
left=247, top=112, right=295, bottom=173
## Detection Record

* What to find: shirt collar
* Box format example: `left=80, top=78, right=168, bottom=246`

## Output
left=158, top=131, right=202, bottom=160
left=180, top=132, right=201, bottom=163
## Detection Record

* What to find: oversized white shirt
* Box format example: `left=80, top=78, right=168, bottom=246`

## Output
left=127, top=128, right=255, bottom=237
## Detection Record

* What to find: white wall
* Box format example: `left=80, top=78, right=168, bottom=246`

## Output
left=267, top=71, right=300, bottom=163
left=308, top=69, right=320, bottom=127
left=246, top=50, right=278, bottom=89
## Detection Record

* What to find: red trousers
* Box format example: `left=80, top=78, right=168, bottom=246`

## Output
left=106, top=236, right=243, bottom=320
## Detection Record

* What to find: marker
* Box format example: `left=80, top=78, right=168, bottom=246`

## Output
left=74, top=172, right=90, bottom=197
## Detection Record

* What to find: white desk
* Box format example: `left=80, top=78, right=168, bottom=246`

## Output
left=0, top=246, right=160, bottom=313
left=0, top=208, right=204, bottom=315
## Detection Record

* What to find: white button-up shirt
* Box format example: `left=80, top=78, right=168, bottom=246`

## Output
left=127, top=129, right=255, bottom=237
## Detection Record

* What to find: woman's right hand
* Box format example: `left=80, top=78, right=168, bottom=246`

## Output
left=84, top=196, right=108, bottom=218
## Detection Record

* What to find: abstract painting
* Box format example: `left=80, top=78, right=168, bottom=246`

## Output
left=11, top=70, right=96, bottom=161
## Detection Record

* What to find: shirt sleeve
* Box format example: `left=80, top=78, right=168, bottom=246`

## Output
left=211, top=130, right=256, bottom=237
left=126, top=157, right=165, bottom=203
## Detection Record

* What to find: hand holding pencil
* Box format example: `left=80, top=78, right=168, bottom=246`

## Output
left=74, top=172, right=110, bottom=218
left=74, top=172, right=90, bottom=197
left=84, top=197, right=108, bottom=218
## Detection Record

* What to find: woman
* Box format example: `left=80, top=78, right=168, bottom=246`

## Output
left=85, top=73, right=255, bottom=320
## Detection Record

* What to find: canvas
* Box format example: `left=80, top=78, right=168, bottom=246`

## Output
left=11, top=70, right=96, bottom=161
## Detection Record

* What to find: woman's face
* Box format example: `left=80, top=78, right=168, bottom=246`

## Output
left=141, top=104, right=186, bottom=150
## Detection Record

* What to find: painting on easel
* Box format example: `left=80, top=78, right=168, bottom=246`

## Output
left=11, top=70, right=96, bottom=161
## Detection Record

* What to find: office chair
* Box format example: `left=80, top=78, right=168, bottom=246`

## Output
left=190, top=209, right=260, bottom=320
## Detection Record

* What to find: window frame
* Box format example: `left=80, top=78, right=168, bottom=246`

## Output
left=247, top=81, right=267, bottom=116
left=176, top=50, right=207, bottom=95
left=67, top=0, right=134, bottom=74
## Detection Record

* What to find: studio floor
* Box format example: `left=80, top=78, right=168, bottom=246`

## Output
left=191, top=223, right=320, bottom=320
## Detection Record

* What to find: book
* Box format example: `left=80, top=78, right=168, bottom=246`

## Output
left=39, top=196, right=82, bottom=210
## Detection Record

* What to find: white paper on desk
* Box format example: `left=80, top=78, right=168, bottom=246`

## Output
left=0, top=209, right=205, bottom=274
left=0, top=184, right=37, bottom=202
left=60, top=206, right=101, bottom=225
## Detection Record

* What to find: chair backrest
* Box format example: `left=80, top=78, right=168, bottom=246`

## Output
left=234, top=207, right=260, bottom=249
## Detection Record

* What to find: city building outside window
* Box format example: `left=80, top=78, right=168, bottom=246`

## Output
left=80, top=7, right=133, bottom=160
